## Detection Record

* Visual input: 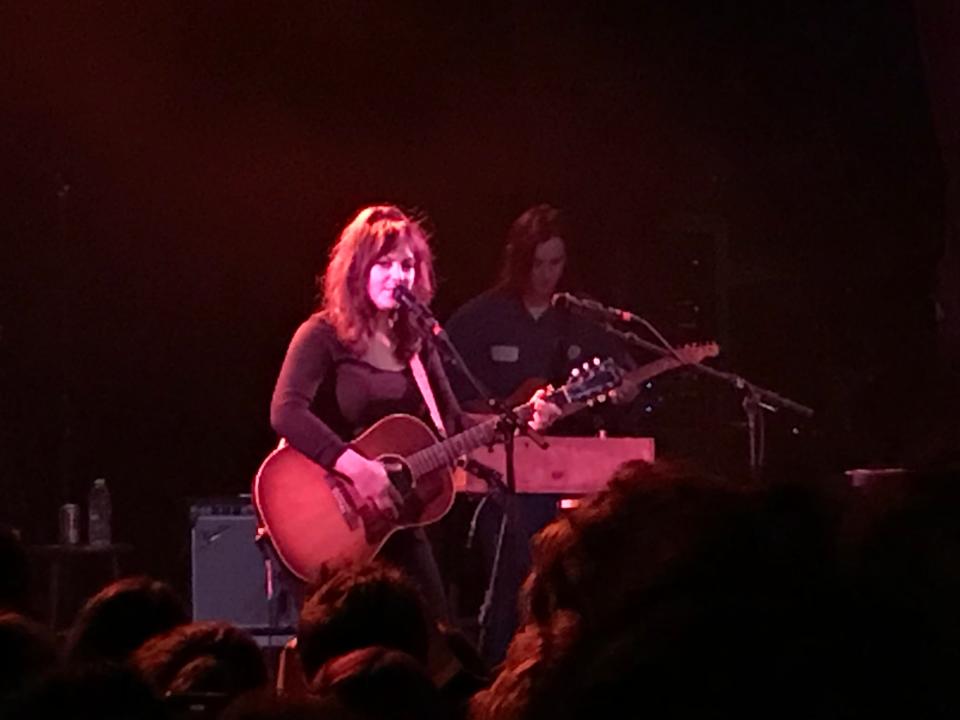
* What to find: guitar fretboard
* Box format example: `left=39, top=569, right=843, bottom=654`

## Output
left=405, top=405, right=535, bottom=478
left=401, top=357, right=624, bottom=479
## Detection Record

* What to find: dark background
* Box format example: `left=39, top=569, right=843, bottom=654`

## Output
left=2, top=2, right=958, bottom=597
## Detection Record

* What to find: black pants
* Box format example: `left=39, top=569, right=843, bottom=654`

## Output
left=379, top=526, right=450, bottom=623
left=476, top=493, right=560, bottom=666
left=263, top=527, right=450, bottom=627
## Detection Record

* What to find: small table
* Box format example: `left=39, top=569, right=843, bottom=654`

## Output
left=29, top=543, right=133, bottom=629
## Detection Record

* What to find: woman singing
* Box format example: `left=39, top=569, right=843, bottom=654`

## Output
left=269, top=204, right=557, bottom=618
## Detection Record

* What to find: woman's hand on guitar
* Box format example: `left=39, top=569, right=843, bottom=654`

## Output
left=527, top=387, right=562, bottom=432
left=335, top=449, right=401, bottom=517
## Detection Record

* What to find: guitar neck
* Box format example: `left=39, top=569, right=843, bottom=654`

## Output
left=625, top=355, right=686, bottom=387
left=404, top=357, right=622, bottom=478
left=553, top=355, right=683, bottom=420
left=404, top=407, right=531, bottom=478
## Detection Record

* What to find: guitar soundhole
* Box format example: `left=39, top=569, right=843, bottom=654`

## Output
left=380, top=454, right=413, bottom=495
left=379, top=454, right=423, bottom=523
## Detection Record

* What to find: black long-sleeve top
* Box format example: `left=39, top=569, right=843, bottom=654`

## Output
left=270, top=314, right=465, bottom=468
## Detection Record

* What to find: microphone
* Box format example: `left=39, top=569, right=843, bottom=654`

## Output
left=393, top=286, right=444, bottom=337
left=551, top=292, right=640, bottom=324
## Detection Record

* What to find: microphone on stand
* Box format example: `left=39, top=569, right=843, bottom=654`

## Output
left=551, top=292, right=641, bottom=324
left=392, top=284, right=500, bottom=414
left=553, top=292, right=690, bottom=367
left=393, top=286, right=444, bottom=337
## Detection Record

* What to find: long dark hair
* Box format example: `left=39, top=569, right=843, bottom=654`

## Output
left=318, top=205, right=435, bottom=361
left=497, top=204, right=567, bottom=295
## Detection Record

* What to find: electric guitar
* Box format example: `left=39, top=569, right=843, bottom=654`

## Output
left=491, top=341, right=721, bottom=411
left=253, top=358, right=623, bottom=581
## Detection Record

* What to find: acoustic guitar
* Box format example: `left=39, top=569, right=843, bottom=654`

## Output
left=253, top=358, right=623, bottom=581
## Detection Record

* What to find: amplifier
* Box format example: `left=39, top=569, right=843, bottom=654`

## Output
left=189, top=496, right=293, bottom=630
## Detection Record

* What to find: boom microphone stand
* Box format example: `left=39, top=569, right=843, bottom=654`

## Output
left=393, top=288, right=547, bottom=654
left=555, top=293, right=814, bottom=480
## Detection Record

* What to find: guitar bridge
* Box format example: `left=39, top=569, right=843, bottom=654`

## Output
left=331, top=485, right=360, bottom=531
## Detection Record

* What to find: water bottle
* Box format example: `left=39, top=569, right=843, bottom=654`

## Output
left=88, top=478, right=112, bottom=546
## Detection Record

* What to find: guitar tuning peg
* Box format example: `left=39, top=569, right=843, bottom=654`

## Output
left=570, top=368, right=580, bottom=377
left=593, top=357, right=601, bottom=365
left=597, top=394, right=607, bottom=403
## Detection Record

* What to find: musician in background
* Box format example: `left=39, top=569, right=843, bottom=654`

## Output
left=446, top=203, right=636, bottom=663
left=447, top=204, right=633, bottom=412
left=269, top=204, right=559, bottom=620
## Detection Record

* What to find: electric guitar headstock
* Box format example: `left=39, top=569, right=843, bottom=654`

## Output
left=671, top=341, right=720, bottom=365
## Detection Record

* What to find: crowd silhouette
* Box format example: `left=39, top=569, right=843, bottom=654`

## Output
left=2, top=458, right=959, bottom=718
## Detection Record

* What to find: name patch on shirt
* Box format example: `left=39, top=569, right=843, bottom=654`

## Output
left=490, top=345, right=520, bottom=363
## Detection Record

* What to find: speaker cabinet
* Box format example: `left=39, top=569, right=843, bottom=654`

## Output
left=190, top=498, right=271, bottom=628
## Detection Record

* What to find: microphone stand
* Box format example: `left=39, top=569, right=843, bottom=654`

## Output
left=593, top=320, right=813, bottom=482
left=395, top=291, right=547, bottom=652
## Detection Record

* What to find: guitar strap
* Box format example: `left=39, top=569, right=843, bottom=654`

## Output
left=409, top=352, right=447, bottom=438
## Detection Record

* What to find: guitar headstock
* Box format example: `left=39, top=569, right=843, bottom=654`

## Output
left=673, top=341, right=720, bottom=365
left=552, top=357, right=624, bottom=407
